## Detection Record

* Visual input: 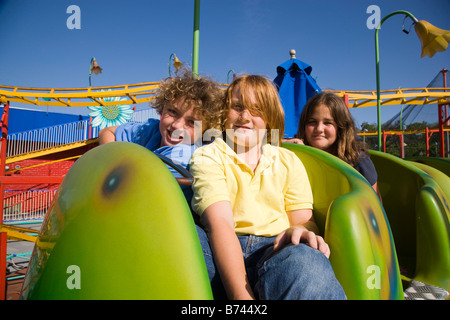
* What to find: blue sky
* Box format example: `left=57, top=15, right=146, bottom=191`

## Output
left=0, top=0, right=449, bottom=129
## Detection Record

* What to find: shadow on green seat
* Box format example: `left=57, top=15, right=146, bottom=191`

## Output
left=284, top=143, right=403, bottom=300
left=407, top=156, right=450, bottom=177
left=370, top=151, right=450, bottom=292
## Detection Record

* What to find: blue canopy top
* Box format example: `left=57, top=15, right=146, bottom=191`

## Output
left=274, top=58, right=321, bottom=138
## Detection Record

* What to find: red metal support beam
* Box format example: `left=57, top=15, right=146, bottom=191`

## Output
left=0, top=232, right=6, bottom=300
left=0, top=176, right=64, bottom=185
left=1, top=101, right=10, bottom=225
left=88, top=116, right=92, bottom=140
left=443, top=69, right=448, bottom=158
left=0, top=102, right=9, bottom=300
left=438, top=104, right=445, bottom=158
left=343, top=94, right=349, bottom=107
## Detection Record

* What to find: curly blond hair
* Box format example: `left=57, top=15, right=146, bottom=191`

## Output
left=151, top=71, right=224, bottom=132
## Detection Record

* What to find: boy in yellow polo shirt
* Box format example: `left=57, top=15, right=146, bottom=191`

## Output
left=191, top=137, right=313, bottom=237
left=190, top=75, right=345, bottom=300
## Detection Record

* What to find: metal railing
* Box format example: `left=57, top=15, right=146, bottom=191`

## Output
left=3, top=189, right=57, bottom=223
left=6, top=120, right=94, bottom=157
left=4, top=108, right=158, bottom=158
left=2, top=108, right=158, bottom=223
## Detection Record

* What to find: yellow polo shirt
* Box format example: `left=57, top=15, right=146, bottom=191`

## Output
left=189, top=138, right=313, bottom=237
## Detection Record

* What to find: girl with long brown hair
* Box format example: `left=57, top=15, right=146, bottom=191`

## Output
left=296, top=92, right=379, bottom=195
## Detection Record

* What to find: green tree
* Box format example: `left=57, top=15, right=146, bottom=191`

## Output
left=357, top=121, right=440, bottom=158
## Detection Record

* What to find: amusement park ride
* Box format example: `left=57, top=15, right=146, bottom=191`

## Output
left=0, top=4, right=449, bottom=299
left=333, top=83, right=450, bottom=158
left=0, top=81, right=448, bottom=300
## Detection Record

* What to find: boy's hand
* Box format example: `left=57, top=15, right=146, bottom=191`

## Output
left=273, top=226, right=330, bottom=258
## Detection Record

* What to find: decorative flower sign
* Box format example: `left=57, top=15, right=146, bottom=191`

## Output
left=88, top=90, right=134, bottom=130
left=414, top=20, right=450, bottom=58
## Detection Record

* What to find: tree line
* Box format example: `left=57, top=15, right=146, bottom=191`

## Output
left=359, top=120, right=441, bottom=158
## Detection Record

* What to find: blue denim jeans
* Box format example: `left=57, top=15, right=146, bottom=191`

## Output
left=196, top=224, right=346, bottom=300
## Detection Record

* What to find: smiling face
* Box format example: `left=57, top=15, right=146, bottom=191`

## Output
left=224, top=85, right=267, bottom=150
left=304, top=104, right=338, bottom=152
left=159, top=97, right=205, bottom=147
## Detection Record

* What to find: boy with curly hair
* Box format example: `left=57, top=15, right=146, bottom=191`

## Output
left=99, top=71, right=224, bottom=195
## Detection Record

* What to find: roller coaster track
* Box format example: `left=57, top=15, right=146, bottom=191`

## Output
left=0, top=82, right=228, bottom=108
left=327, top=88, right=450, bottom=108
left=0, top=83, right=448, bottom=163
left=0, top=82, right=161, bottom=108
left=1, top=83, right=447, bottom=109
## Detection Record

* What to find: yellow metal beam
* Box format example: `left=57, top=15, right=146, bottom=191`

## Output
left=0, top=224, right=37, bottom=242
left=7, top=155, right=81, bottom=173
left=328, top=88, right=450, bottom=108
left=1, top=83, right=447, bottom=108
left=5, top=138, right=98, bottom=164
left=0, top=82, right=162, bottom=108
left=358, top=128, right=450, bottom=136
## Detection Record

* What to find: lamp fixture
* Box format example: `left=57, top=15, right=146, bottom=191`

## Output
left=169, top=53, right=183, bottom=77
left=89, top=57, right=102, bottom=87
left=414, top=20, right=450, bottom=58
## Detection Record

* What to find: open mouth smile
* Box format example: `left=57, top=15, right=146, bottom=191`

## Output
left=166, top=129, right=185, bottom=144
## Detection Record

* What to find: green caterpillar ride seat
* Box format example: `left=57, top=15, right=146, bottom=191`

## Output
left=21, top=142, right=405, bottom=300
left=370, top=151, right=450, bottom=292
left=284, top=144, right=402, bottom=300
left=21, top=142, right=212, bottom=300
left=407, top=156, right=450, bottom=177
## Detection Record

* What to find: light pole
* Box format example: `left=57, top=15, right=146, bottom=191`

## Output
left=227, top=70, right=236, bottom=84
left=375, top=11, right=417, bottom=151
left=88, top=57, right=102, bottom=137
left=374, top=11, right=450, bottom=151
left=192, top=0, right=200, bottom=78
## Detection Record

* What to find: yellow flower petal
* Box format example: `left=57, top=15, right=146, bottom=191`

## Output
left=414, top=20, right=450, bottom=58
